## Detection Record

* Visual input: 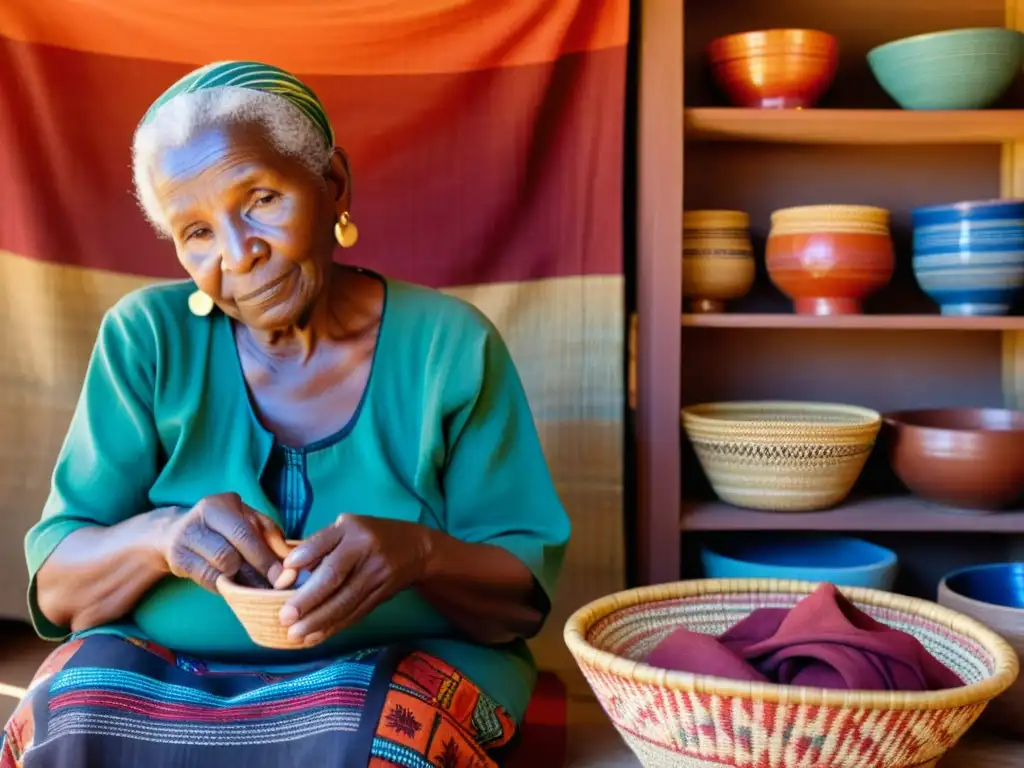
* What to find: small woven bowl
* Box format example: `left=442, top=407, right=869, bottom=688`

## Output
left=216, top=539, right=310, bottom=650
left=682, top=401, right=882, bottom=511
left=565, top=579, right=1020, bottom=768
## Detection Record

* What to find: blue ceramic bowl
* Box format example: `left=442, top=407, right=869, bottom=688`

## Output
left=941, top=563, right=1024, bottom=610
left=912, top=199, right=1024, bottom=316
left=700, top=537, right=898, bottom=589
left=867, top=28, right=1023, bottom=110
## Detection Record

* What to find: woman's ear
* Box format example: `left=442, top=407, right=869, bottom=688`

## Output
left=326, top=148, right=352, bottom=212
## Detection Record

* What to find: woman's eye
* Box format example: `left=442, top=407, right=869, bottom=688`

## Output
left=185, top=227, right=212, bottom=242
left=253, top=192, right=278, bottom=207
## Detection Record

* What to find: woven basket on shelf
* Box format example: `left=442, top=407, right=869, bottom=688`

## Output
left=564, top=579, right=1019, bottom=768
left=681, top=401, right=881, bottom=512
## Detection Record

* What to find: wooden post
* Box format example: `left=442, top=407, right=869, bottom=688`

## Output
left=634, top=0, right=683, bottom=585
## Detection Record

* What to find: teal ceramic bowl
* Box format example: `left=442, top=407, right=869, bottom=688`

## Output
left=867, top=27, right=1023, bottom=110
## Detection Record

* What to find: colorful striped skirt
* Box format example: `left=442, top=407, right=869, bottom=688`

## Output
left=1, top=635, right=516, bottom=767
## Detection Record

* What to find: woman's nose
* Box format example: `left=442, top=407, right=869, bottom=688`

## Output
left=221, top=236, right=270, bottom=273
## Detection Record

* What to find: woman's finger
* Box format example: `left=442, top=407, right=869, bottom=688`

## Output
left=286, top=568, right=378, bottom=641
left=205, top=498, right=284, bottom=584
left=283, top=523, right=342, bottom=570
left=182, top=524, right=242, bottom=578
left=169, top=547, right=224, bottom=593
left=253, top=513, right=293, bottom=560
left=280, top=545, right=361, bottom=626
left=300, top=581, right=392, bottom=644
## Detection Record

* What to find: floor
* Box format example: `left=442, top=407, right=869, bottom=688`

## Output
left=0, top=621, right=1019, bottom=766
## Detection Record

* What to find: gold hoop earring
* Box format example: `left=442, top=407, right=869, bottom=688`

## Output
left=188, top=290, right=215, bottom=317
left=334, top=212, right=359, bottom=248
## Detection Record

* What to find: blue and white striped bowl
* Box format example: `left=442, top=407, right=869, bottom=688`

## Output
left=912, top=199, right=1024, bottom=316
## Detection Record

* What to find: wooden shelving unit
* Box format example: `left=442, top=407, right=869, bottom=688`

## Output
left=687, top=107, right=1024, bottom=145
left=682, top=497, right=1024, bottom=533
left=682, top=313, right=1024, bottom=330
left=632, top=0, right=1024, bottom=761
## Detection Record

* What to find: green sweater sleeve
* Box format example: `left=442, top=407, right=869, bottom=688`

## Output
left=25, top=293, right=161, bottom=638
left=440, top=312, right=571, bottom=613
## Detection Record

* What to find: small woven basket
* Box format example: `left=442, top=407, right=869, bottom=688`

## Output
left=682, top=401, right=881, bottom=512
left=216, top=539, right=311, bottom=650
left=564, top=579, right=1019, bottom=768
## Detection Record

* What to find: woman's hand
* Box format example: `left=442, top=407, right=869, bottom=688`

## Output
left=278, top=514, right=432, bottom=644
left=163, top=492, right=291, bottom=592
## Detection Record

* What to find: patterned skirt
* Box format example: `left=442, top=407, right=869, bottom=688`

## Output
left=1, top=635, right=516, bottom=767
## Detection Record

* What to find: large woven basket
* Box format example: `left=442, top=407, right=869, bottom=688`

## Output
left=682, top=401, right=881, bottom=511
left=564, top=579, right=1019, bottom=768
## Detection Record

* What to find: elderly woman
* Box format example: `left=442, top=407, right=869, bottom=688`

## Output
left=3, top=61, right=570, bottom=767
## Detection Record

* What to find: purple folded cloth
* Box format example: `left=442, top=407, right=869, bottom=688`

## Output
left=645, top=583, right=963, bottom=691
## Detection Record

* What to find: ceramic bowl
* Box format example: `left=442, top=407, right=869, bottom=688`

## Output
left=701, top=536, right=898, bottom=589
left=939, top=563, right=1024, bottom=736
left=884, top=408, right=1024, bottom=512
left=766, top=205, right=895, bottom=315
left=682, top=210, right=755, bottom=313
left=867, top=28, right=1023, bottom=110
left=912, top=199, right=1024, bottom=316
left=681, top=400, right=881, bottom=512
left=706, top=29, right=839, bottom=108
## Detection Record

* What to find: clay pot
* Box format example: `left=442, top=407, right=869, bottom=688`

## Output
left=912, top=199, right=1024, bottom=316
left=884, top=408, right=1024, bottom=512
left=938, top=563, right=1024, bottom=737
left=766, top=205, right=895, bottom=315
left=682, top=210, right=755, bottom=313
left=706, top=29, right=839, bottom=109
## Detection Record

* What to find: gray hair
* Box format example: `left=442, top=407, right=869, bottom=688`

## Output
left=132, top=87, right=333, bottom=237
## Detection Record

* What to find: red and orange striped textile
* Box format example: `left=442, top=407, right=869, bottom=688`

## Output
left=0, top=1, right=628, bottom=682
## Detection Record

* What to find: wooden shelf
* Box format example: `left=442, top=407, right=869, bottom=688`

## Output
left=685, top=108, right=1024, bottom=145
left=681, top=496, right=1024, bottom=533
left=682, top=314, right=1024, bottom=331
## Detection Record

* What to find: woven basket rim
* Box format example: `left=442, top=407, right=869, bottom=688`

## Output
left=216, top=574, right=298, bottom=599
left=682, top=401, right=882, bottom=430
left=563, top=578, right=1020, bottom=711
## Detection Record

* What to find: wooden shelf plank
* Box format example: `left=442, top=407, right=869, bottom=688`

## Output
left=681, top=496, right=1024, bottom=533
left=685, top=108, right=1024, bottom=145
left=682, top=314, right=1024, bottom=331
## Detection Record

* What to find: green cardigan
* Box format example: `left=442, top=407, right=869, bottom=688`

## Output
left=24, top=274, right=570, bottom=722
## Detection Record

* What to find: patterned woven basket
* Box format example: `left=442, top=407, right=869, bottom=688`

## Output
left=681, top=401, right=881, bottom=512
left=564, top=579, right=1019, bottom=768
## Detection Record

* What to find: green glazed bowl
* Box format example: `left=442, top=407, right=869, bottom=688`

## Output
left=867, top=27, right=1023, bottom=110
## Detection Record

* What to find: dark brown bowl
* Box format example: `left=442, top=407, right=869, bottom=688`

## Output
left=884, top=408, right=1024, bottom=512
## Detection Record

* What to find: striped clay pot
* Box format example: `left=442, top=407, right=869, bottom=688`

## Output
left=683, top=210, right=755, bottom=313
left=565, top=579, right=1019, bottom=768
left=912, top=199, right=1024, bottom=316
left=766, top=205, right=895, bottom=316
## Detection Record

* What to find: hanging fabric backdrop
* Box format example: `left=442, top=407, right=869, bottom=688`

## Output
left=0, top=2, right=627, bottom=683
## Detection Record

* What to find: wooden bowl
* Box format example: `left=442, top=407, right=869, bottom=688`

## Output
left=682, top=209, right=755, bottom=313
left=706, top=29, right=839, bottom=108
left=939, top=563, right=1024, bottom=737
left=767, top=205, right=895, bottom=315
left=884, top=408, right=1024, bottom=512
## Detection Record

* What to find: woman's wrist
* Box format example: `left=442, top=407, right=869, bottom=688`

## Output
left=139, top=506, right=181, bottom=575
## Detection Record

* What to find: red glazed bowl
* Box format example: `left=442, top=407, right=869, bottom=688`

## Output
left=766, top=205, right=895, bottom=316
left=706, top=29, right=839, bottom=109
left=884, top=408, right=1024, bottom=512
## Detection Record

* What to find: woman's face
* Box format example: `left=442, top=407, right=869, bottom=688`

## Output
left=149, top=121, right=346, bottom=331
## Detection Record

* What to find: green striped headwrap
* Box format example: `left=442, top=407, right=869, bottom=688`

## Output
left=140, top=61, right=334, bottom=148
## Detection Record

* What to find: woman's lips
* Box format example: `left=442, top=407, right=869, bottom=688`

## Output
left=235, top=269, right=295, bottom=302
